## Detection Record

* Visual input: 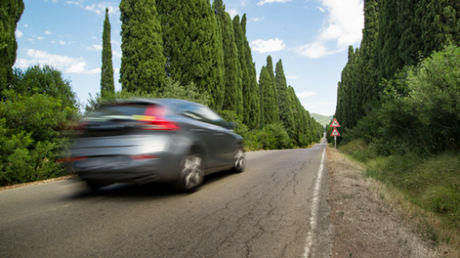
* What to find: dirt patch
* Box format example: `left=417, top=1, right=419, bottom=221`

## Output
left=326, top=147, right=439, bottom=258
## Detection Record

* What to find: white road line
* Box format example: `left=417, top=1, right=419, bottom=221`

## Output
left=303, top=148, right=326, bottom=258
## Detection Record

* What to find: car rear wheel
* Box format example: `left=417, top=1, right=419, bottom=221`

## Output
left=232, top=148, right=245, bottom=173
left=174, top=151, right=204, bottom=192
left=86, top=181, right=105, bottom=192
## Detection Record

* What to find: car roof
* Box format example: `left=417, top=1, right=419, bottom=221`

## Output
left=112, top=98, right=199, bottom=106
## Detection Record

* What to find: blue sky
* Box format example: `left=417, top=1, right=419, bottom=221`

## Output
left=14, top=0, right=364, bottom=116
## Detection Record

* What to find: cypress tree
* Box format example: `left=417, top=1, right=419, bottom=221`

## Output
left=417, top=0, right=460, bottom=58
left=212, top=0, right=243, bottom=116
left=158, top=0, right=225, bottom=110
left=100, top=8, right=115, bottom=97
left=259, top=74, right=265, bottom=127
left=275, top=59, right=295, bottom=139
left=360, top=0, right=380, bottom=109
left=378, top=0, right=404, bottom=80
left=232, top=15, right=250, bottom=121
left=0, top=0, right=24, bottom=91
left=241, top=14, right=260, bottom=129
left=259, top=66, right=277, bottom=125
left=398, top=0, right=422, bottom=67
left=119, top=0, right=165, bottom=93
left=265, top=55, right=279, bottom=123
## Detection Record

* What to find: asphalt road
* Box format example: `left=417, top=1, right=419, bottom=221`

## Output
left=0, top=139, right=330, bottom=258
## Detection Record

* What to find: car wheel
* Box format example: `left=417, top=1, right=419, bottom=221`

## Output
left=232, top=148, right=245, bottom=173
left=174, top=151, right=205, bottom=192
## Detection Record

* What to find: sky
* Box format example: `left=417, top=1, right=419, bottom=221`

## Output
left=14, top=0, right=364, bottom=116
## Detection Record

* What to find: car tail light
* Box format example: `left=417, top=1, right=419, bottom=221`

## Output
left=56, top=157, right=87, bottom=163
left=138, top=105, right=180, bottom=131
left=131, top=154, right=158, bottom=160
left=74, top=121, right=88, bottom=135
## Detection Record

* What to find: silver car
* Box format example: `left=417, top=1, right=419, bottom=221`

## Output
left=70, top=98, right=245, bottom=192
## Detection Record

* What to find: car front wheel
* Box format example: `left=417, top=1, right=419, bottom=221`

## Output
left=232, top=148, right=245, bottom=173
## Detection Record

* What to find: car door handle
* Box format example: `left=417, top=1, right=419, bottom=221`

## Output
left=213, top=133, right=224, bottom=137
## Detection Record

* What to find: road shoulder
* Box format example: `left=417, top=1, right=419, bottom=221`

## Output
left=326, top=147, right=439, bottom=258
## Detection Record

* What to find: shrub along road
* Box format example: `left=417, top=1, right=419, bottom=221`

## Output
left=0, top=140, right=331, bottom=258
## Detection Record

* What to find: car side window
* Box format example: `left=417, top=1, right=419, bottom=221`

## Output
left=182, top=104, right=225, bottom=127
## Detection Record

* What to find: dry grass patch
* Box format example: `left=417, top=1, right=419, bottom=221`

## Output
left=326, top=147, right=458, bottom=257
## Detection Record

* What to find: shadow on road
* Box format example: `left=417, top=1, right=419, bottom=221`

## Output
left=66, top=169, right=236, bottom=201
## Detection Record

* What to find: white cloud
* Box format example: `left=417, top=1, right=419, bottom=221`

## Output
left=15, top=29, right=23, bottom=38
left=250, top=17, right=263, bottom=22
left=286, top=75, right=298, bottom=79
left=66, top=1, right=80, bottom=5
left=85, top=3, right=117, bottom=15
left=16, top=49, right=87, bottom=74
left=113, top=50, right=122, bottom=58
left=37, top=37, right=45, bottom=40
left=51, top=40, right=56, bottom=44
left=317, top=7, right=325, bottom=12
left=227, top=9, right=238, bottom=19
left=45, top=30, right=51, bottom=35
left=240, top=0, right=249, bottom=6
left=296, top=0, right=364, bottom=58
left=59, top=40, right=66, bottom=45
left=88, top=44, right=102, bottom=50
left=88, top=67, right=100, bottom=74
left=250, top=38, right=285, bottom=53
left=258, top=0, right=291, bottom=6
left=297, top=91, right=316, bottom=98
left=301, top=101, right=335, bottom=115
left=24, top=24, right=28, bottom=28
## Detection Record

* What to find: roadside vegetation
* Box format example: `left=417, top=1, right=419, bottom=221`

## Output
left=327, top=1, right=460, bottom=252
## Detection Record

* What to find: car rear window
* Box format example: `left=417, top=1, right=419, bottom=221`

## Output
left=87, top=103, right=151, bottom=121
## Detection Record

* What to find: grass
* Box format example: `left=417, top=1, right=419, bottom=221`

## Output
left=339, top=139, right=460, bottom=255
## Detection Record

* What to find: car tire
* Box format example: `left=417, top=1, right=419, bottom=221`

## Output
left=231, top=148, right=245, bottom=173
left=173, top=150, right=205, bottom=192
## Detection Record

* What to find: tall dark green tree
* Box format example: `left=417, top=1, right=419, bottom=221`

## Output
left=378, top=0, right=404, bottom=80
left=360, top=0, right=380, bottom=109
left=275, top=59, right=295, bottom=139
left=212, top=0, right=243, bottom=117
left=0, top=0, right=24, bottom=92
left=158, top=0, right=225, bottom=110
left=241, top=14, right=260, bottom=129
left=119, top=0, right=165, bottom=93
left=232, top=15, right=250, bottom=121
left=259, top=66, right=278, bottom=125
left=100, top=8, right=115, bottom=97
left=417, top=0, right=460, bottom=58
left=265, top=55, right=279, bottom=123
left=398, top=0, right=422, bottom=67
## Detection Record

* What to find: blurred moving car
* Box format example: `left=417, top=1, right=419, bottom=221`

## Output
left=69, top=98, right=245, bottom=192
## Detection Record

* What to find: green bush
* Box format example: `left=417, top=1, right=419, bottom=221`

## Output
left=342, top=45, right=460, bottom=156
left=0, top=91, right=76, bottom=185
left=0, top=64, right=80, bottom=186
left=263, top=123, right=290, bottom=149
